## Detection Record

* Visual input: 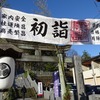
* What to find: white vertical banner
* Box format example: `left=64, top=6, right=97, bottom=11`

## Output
left=37, top=82, right=43, bottom=97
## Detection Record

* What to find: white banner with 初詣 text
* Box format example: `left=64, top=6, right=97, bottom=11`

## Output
left=0, top=8, right=100, bottom=45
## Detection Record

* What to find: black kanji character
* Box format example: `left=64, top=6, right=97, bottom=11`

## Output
left=14, top=23, right=20, bottom=28
left=8, top=15, right=14, bottom=20
left=52, top=20, right=68, bottom=38
left=2, top=14, right=7, bottom=19
left=8, top=29, right=13, bottom=35
left=21, top=24, right=26, bottom=29
left=15, top=16, right=20, bottom=21
left=91, top=22, right=100, bottom=32
left=8, top=22, right=13, bottom=28
left=30, top=18, right=48, bottom=37
left=95, top=30, right=99, bottom=34
left=21, top=31, right=26, bottom=36
left=21, top=16, right=26, bottom=22
left=1, top=20, right=6, bottom=26
left=14, top=30, right=20, bottom=35
left=0, top=28, right=6, bottom=33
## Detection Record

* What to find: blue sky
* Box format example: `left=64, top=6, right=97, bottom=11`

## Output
left=6, top=0, right=100, bottom=57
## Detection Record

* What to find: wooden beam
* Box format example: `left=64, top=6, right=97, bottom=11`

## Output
left=17, top=44, right=71, bottom=51
left=16, top=55, right=72, bottom=63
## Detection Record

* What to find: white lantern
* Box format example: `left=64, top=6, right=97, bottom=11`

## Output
left=0, top=57, right=15, bottom=89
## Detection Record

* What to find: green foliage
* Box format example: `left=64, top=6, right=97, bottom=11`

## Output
left=44, top=63, right=58, bottom=72
left=29, top=71, right=36, bottom=80
left=6, top=87, right=16, bottom=100
left=25, top=88, right=37, bottom=98
left=63, top=85, right=71, bottom=100
left=24, top=71, right=28, bottom=78
left=16, top=88, right=22, bottom=98
left=81, top=50, right=91, bottom=62
left=5, top=87, right=37, bottom=99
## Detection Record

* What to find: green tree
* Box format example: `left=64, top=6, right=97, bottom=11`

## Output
left=44, top=63, right=58, bottom=72
left=81, top=50, right=91, bottom=62
left=7, top=87, right=16, bottom=100
left=63, top=85, right=71, bottom=100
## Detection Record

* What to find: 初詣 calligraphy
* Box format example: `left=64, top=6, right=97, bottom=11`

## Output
left=30, top=18, right=48, bottom=37
left=52, top=20, right=68, bottom=38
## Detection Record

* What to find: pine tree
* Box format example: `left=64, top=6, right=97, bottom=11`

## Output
left=81, top=50, right=91, bottom=62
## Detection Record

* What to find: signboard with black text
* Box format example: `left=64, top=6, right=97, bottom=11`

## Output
left=1, top=8, right=100, bottom=45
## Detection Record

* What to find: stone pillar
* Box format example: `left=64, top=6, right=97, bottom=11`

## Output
left=57, top=53, right=66, bottom=100
left=73, top=56, right=87, bottom=100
